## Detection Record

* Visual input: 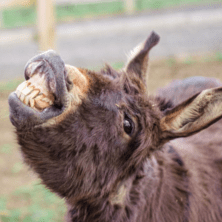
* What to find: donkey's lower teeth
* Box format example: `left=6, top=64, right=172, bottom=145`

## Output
left=16, top=73, right=54, bottom=111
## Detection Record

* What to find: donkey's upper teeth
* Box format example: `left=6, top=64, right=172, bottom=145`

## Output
left=22, top=85, right=34, bottom=96
left=30, top=98, right=35, bottom=108
left=24, top=95, right=30, bottom=105
left=35, top=94, right=44, bottom=100
left=15, top=71, right=55, bottom=111
left=29, top=89, right=40, bottom=99
left=19, top=92, right=25, bottom=102
left=16, top=81, right=28, bottom=92
left=34, top=94, right=52, bottom=110
left=42, top=97, right=53, bottom=105
left=15, top=90, right=22, bottom=99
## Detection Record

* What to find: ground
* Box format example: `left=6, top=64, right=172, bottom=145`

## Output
left=0, top=58, right=222, bottom=221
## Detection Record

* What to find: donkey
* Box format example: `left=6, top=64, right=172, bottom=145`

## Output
left=8, top=32, right=222, bottom=222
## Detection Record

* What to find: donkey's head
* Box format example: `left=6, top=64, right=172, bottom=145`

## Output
left=8, top=32, right=222, bottom=203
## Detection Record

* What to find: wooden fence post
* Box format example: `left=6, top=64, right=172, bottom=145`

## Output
left=124, top=0, right=135, bottom=15
left=37, top=0, right=56, bottom=51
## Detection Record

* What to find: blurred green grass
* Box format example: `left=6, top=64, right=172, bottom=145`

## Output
left=0, top=79, right=23, bottom=92
left=0, top=142, right=66, bottom=222
left=1, top=0, right=221, bottom=28
left=136, top=0, right=220, bottom=10
left=0, top=181, right=66, bottom=222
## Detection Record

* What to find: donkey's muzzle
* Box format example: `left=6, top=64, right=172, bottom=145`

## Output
left=8, top=50, right=70, bottom=129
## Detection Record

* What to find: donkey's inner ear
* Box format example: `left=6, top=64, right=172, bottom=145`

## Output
left=160, top=87, right=222, bottom=140
left=125, top=31, right=160, bottom=81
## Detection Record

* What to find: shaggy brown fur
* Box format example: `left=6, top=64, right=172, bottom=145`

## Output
left=8, top=32, right=222, bottom=222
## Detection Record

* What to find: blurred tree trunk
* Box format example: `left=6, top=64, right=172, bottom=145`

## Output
left=37, top=0, right=56, bottom=51
left=124, top=0, right=135, bottom=15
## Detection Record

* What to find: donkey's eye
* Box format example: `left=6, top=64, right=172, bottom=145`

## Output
left=123, top=115, right=134, bottom=135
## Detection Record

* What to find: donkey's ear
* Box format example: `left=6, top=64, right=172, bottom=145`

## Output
left=160, top=87, right=222, bottom=139
left=125, top=31, right=160, bottom=80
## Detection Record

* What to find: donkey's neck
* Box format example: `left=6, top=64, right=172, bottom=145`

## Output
left=66, top=169, right=147, bottom=222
